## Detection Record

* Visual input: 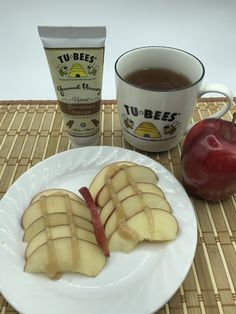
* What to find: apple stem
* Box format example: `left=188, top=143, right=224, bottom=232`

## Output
left=225, top=112, right=236, bottom=139
left=79, top=187, right=110, bottom=257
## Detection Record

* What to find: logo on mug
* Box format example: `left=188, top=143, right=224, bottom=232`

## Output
left=122, top=104, right=181, bottom=140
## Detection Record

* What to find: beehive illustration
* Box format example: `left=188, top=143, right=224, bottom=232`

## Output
left=68, top=63, right=87, bottom=78
left=134, top=122, right=161, bottom=138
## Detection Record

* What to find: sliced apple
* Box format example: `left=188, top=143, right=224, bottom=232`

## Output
left=25, top=225, right=96, bottom=259
left=108, top=209, right=179, bottom=252
left=116, top=182, right=165, bottom=201
left=79, top=187, right=110, bottom=257
left=104, top=192, right=171, bottom=239
left=22, top=195, right=91, bottom=230
left=23, top=213, right=93, bottom=242
left=96, top=165, right=158, bottom=207
left=89, top=161, right=135, bottom=200
left=24, top=237, right=106, bottom=277
left=31, top=189, right=83, bottom=204
left=100, top=184, right=165, bottom=225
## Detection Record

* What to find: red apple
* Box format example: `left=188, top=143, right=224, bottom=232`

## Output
left=181, top=113, right=236, bottom=201
left=79, top=187, right=110, bottom=257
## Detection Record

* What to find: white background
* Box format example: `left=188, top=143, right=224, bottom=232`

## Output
left=0, top=0, right=235, bottom=100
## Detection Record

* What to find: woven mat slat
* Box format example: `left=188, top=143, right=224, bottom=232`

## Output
left=0, top=99, right=236, bottom=314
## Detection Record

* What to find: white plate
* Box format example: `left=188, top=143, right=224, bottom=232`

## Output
left=0, top=146, right=197, bottom=314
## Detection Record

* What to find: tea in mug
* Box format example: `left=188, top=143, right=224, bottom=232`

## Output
left=125, top=68, right=192, bottom=91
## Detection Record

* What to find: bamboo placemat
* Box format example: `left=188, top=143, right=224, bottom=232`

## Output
left=0, top=99, right=236, bottom=314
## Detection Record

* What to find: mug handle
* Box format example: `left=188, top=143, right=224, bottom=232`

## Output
left=185, top=83, right=233, bottom=133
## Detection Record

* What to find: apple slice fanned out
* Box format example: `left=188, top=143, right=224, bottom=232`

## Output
left=25, top=225, right=96, bottom=259
left=23, top=189, right=108, bottom=278
left=104, top=193, right=172, bottom=239
left=116, top=182, right=165, bottom=202
left=31, top=189, right=83, bottom=204
left=100, top=188, right=167, bottom=225
left=22, top=195, right=91, bottom=230
left=89, top=161, right=135, bottom=199
left=96, top=165, right=158, bottom=207
left=25, top=237, right=106, bottom=277
left=108, top=209, right=179, bottom=252
left=23, top=213, right=93, bottom=243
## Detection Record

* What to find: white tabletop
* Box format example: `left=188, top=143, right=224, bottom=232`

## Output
left=1, top=0, right=235, bottom=100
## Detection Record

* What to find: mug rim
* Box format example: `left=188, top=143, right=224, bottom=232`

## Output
left=114, top=46, right=205, bottom=92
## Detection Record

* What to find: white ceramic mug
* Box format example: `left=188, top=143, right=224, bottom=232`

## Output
left=115, top=46, right=233, bottom=152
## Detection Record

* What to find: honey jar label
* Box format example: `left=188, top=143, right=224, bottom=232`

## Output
left=44, top=47, right=104, bottom=137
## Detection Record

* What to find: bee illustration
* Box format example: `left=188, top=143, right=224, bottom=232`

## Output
left=57, top=65, right=69, bottom=77
left=122, top=114, right=134, bottom=129
left=87, top=63, right=98, bottom=76
left=163, top=121, right=181, bottom=135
